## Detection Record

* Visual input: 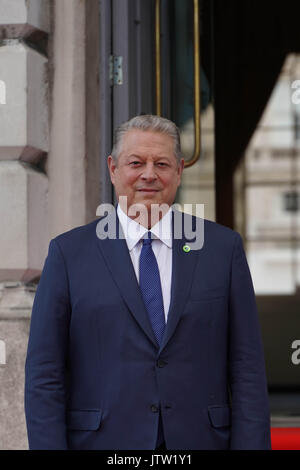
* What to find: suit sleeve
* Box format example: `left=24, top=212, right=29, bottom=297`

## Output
left=228, top=233, right=271, bottom=450
left=24, top=239, right=71, bottom=450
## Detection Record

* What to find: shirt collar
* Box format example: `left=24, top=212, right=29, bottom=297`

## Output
left=117, top=204, right=172, bottom=251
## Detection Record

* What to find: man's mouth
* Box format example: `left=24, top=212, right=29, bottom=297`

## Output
left=137, top=189, right=159, bottom=192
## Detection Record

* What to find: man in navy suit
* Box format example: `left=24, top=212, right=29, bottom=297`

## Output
left=25, top=115, right=271, bottom=450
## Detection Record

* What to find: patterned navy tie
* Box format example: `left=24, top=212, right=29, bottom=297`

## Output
left=139, top=232, right=166, bottom=346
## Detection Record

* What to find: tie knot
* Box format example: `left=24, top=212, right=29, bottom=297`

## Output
left=143, top=231, right=153, bottom=246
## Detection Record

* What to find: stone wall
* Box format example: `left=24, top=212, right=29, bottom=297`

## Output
left=0, top=0, right=101, bottom=449
left=0, top=0, right=50, bottom=450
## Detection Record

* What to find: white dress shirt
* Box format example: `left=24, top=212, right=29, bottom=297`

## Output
left=117, top=204, right=173, bottom=323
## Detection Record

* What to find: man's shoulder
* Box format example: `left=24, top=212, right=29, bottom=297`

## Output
left=201, top=218, right=241, bottom=254
left=173, top=210, right=241, bottom=254
left=202, top=217, right=239, bottom=240
left=52, top=218, right=100, bottom=250
left=178, top=210, right=240, bottom=241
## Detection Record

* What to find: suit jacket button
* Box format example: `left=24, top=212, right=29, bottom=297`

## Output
left=156, top=359, right=167, bottom=368
left=151, top=404, right=159, bottom=413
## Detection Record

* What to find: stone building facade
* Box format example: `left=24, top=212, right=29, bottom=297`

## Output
left=0, top=0, right=101, bottom=450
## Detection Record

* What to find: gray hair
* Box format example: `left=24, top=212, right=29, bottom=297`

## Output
left=111, top=114, right=182, bottom=164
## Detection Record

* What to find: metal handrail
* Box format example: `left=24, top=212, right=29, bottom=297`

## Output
left=155, top=0, right=201, bottom=167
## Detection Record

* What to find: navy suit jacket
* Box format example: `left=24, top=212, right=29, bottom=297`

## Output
left=24, top=210, right=271, bottom=450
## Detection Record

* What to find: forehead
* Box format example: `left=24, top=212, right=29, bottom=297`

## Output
left=120, top=129, right=175, bottom=156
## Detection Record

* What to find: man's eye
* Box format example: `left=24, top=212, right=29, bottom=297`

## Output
left=130, top=161, right=141, bottom=166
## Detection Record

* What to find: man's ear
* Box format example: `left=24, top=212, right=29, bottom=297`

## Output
left=107, top=155, right=117, bottom=184
left=179, top=158, right=185, bottom=173
left=177, top=158, right=185, bottom=181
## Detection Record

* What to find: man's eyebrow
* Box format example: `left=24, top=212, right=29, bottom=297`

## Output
left=128, top=154, right=170, bottom=160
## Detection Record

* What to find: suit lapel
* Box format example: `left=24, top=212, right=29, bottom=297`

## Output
left=95, top=211, right=158, bottom=348
left=95, top=208, right=203, bottom=353
left=159, top=210, right=202, bottom=353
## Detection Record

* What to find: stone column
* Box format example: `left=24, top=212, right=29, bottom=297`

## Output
left=48, top=0, right=87, bottom=238
left=0, top=0, right=50, bottom=450
left=0, top=0, right=102, bottom=449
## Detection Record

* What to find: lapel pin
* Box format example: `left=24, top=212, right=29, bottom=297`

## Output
left=183, top=244, right=191, bottom=253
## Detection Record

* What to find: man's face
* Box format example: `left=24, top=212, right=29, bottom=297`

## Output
left=107, top=129, right=184, bottom=217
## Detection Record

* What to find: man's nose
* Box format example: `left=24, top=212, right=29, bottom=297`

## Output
left=141, top=162, right=157, bottom=180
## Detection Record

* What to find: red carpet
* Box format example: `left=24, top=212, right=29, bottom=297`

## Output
left=271, top=428, right=300, bottom=450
